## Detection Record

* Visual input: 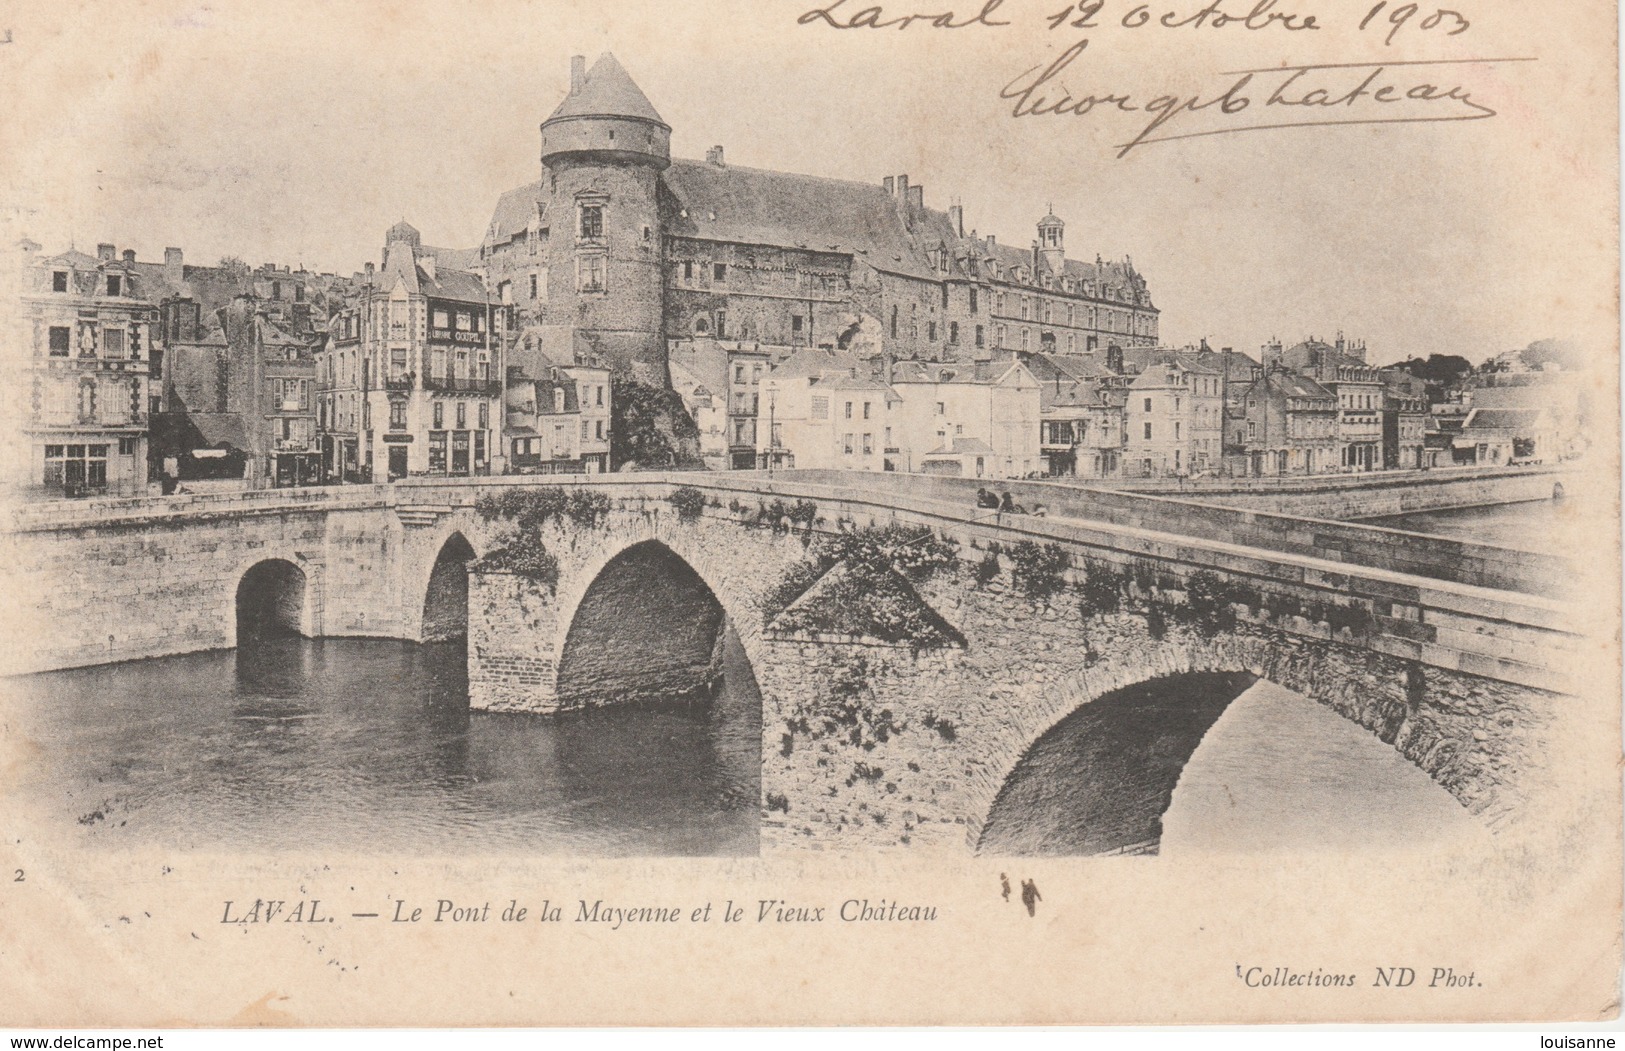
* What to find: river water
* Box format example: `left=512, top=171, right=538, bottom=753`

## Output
left=6, top=635, right=761, bottom=856
left=1363, top=496, right=1573, bottom=553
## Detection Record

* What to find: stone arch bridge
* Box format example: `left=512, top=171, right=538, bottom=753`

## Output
left=2, top=471, right=1579, bottom=853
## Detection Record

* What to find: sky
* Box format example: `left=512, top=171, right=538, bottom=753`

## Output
left=2, top=0, right=1615, bottom=367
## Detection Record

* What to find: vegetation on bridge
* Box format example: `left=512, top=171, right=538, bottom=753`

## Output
left=764, top=525, right=962, bottom=648
left=470, top=487, right=615, bottom=590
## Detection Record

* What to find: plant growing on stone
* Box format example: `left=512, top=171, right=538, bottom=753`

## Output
left=1009, top=541, right=1071, bottom=601
left=564, top=489, right=611, bottom=528
left=1076, top=565, right=1124, bottom=617
left=1180, top=570, right=1248, bottom=637
left=469, top=544, right=561, bottom=593
left=668, top=485, right=707, bottom=522
left=789, top=499, right=818, bottom=528
left=973, top=551, right=1002, bottom=587
left=1144, top=602, right=1169, bottom=640
left=921, top=711, right=958, bottom=741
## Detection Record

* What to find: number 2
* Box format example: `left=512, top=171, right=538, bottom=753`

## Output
left=12, top=869, right=22, bottom=882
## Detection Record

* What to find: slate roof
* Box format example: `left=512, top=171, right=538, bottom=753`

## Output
left=890, top=359, right=1024, bottom=385
left=663, top=160, right=957, bottom=282
left=489, top=181, right=544, bottom=244
left=419, top=266, right=491, bottom=304
left=773, top=347, right=868, bottom=381
left=545, top=53, right=667, bottom=127
left=923, top=437, right=996, bottom=457
left=1462, top=407, right=1548, bottom=432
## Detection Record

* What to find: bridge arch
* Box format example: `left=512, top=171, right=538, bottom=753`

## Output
left=968, top=634, right=1459, bottom=854
left=234, top=557, right=310, bottom=642
left=553, top=536, right=756, bottom=704
left=420, top=530, right=480, bottom=642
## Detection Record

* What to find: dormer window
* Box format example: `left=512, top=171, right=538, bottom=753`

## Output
left=52, top=271, right=68, bottom=293
left=106, top=275, right=121, bottom=296
left=553, top=388, right=565, bottom=413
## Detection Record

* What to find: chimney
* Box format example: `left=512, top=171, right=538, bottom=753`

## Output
left=987, top=233, right=996, bottom=247
left=164, top=247, right=183, bottom=283
left=706, top=145, right=725, bottom=166
left=570, top=55, right=586, bottom=94
left=909, top=184, right=924, bottom=216
left=948, top=204, right=964, bottom=237
left=122, top=249, right=135, bottom=265
left=897, top=174, right=909, bottom=200
left=421, top=253, right=436, bottom=281
left=883, top=176, right=895, bottom=195
left=97, top=243, right=115, bottom=262
left=364, top=261, right=375, bottom=280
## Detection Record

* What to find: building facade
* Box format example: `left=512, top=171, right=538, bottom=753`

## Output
left=324, top=223, right=507, bottom=481
left=477, top=54, right=1159, bottom=399
left=890, top=359, right=1042, bottom=479
left=16, top=243, right=153, bottom=495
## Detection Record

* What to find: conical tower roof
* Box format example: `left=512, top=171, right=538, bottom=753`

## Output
left=545, top=53, right=667, bottom=127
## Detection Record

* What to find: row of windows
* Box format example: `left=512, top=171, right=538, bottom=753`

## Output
left=45, top=324, right=140, bottom=359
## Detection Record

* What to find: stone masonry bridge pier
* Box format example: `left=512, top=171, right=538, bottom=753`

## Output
left=2, top=471, right=1581, bottom=854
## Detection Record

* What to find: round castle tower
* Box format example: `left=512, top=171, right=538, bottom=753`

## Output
left=538, top=53, right=671, bottom=385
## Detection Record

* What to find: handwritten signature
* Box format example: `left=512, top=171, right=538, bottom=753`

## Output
left=1001, top=41, right=1534, bottom=157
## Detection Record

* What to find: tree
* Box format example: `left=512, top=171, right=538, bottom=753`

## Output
left=1398, top=354, right=1473, bottom=386
left=218, top=255, right=251, bottom=282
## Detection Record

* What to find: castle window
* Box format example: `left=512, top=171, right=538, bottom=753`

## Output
left=715, top=310, right=727, bottom=338
left=714, top=263, right=727, bottom=282
left=683, top=261, right=693, bottom=280
left=578, top=254, right=606, bottom=293
left=969, top=288, right=978, bottom=313
left=975, top=325, right=984, bottom=348
left=580, top=206, right=603, bottom=240
left=642, top=225, right=651, bottom=242
left=928, top=321, right=937, bottom=342
left=941, top=285, right=949, bottom=309
left=530, top=274, right=538, bottom=300
left=52, top=271, right=68, bottom=293
left=949, top=322, right=959, bottom=344
left=106, top=275, right=121, bottom=296
left=48, top=326, right=70, bottom=356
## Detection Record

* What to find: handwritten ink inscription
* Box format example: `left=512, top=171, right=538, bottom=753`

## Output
left=1003, top=41, right=1531, bottom=156
left=792, top=0, right=1524, bottom=157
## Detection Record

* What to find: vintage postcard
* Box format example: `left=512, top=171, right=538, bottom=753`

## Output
left=0, top=0, right=1618, bottom=1028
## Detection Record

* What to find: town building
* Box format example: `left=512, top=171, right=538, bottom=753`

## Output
left=889, top=358, right=1042, bottom=479
left=1225, top=365, right=1339, bottom=476
left=1021, top=351, right=1127, bottom=478
left=757, top=349, right=898, bottom=471
left=1122, top=352, right=1224, bottom=478
left=1455, top=407, right=1557, bottom=465
left=668, top=340, right=730, bottom=468
left=475, top=53, right=1158, bottom=402
left=1380, top=370, right=1428, bottom=470
left=502, top=349, right=612, bottom=474
left=15, top=242, right=154, bottom=495
left=322, top=222, right=507, bottom=481
left=1265, top=336, right=1385, bottom=470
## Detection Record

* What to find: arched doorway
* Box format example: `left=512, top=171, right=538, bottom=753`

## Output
left=235, top=559, right=308, bottom=641
left=978, top=672, right=1257, bottom=856
left=422, top=533, right=477, bottom=643
left=556, top=540, right=731, bottom=704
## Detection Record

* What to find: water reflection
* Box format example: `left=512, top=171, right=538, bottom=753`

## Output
left=11, top=632, right=761, bottom=856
